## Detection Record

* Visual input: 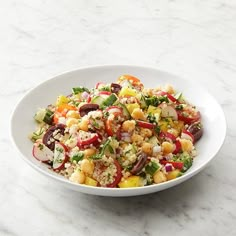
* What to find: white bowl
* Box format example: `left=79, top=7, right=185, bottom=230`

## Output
left=10, top=65, right=226, bottom=197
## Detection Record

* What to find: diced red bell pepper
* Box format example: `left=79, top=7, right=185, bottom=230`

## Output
left=160, top=160, right=184, bottom=170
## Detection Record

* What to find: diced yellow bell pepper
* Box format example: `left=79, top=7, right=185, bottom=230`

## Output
left=84, top=176, right=98, bottom=186
left=172, top=120, right=184, bottom=135
left=166, top=169, right=181, bottom=180
left=119, top=87, right=137, bottom=97
left=126, top=103, right=140, bottom=114
left=118, top=176, right=142, bottom=188
left=56, top=95, right=69, bottom=106
left=158, top=118, right=174, bottom=132
left=147, top=105, right=161, bottom=121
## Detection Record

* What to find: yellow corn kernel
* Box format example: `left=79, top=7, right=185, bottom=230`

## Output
left=142, top=142, right=153, bottom=156
left=66, top=110, right=80, bottom=119
left=161, top=141, right=174, bottom=154
left=180, top=139, right=193, bottom=152
left=80, top=159, right=94, bottom=175
left=122, top=120, right=136, bottom=132
left=153, top=171, right=167, bottom=184
left=78, top=118, right=89, bottom=131
left=84, top=176, right=98, bottom=186
left=69, top=170, right=85, bottom=184
left=131, top=108, right=146, bottom=120
left=83, top=148, right=96, bottom=158
left=66, top=118, right=78, bottom=127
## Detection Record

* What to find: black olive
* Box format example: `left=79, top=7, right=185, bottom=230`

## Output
left=79, top=103, right=99, bottom=117
left=187, top=122, right=203, bottom=142
left=130, top=152, right=147, bottom=175
left=42, top=124, right=65, bottom=150
left=111, top=83, right=122, bottom=94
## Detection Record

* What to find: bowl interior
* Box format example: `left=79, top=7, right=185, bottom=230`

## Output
left=11, top=65, right=226, bottom=196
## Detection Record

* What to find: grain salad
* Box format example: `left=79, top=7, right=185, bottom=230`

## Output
left=29, top=74, right=203, bottom=188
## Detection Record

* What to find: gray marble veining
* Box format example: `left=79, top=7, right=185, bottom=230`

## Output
left=1, top=0, right=236, bottom=235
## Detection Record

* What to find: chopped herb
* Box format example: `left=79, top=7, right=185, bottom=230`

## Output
left=38, top=143, right=44, bottom=150
left=147, top=113, right=157, bottom=124
left=176, top=104, right=184, bottom=110
left=56, top=147, right=63, bottom=153
left=154, top=125, right=161, bottom=134
left=71, top=153, right=84, bottom=162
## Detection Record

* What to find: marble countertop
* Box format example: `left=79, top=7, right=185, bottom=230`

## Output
left=1, top=0, right=236, bottom=235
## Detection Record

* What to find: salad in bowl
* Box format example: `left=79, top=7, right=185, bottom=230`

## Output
left=29, top=74, right=203, bottom=188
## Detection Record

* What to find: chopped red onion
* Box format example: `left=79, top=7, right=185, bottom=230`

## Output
left=165, top=163, right=173, bottom=172
left=81, top=91, right=89, bottom=100
left=121, top=132, right=131, bottom=142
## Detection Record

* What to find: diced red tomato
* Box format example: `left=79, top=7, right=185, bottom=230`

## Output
left=99, top=91, right=111, bottom=96
left=136, top=120, right=155, bottom=129
left=177, top=110, right=201, bottom=125
left=160, top=131, right=176, bottom=142
left=173, top=139, right=182, bottom=154
left=106, top=160, right=122, bottom=188
left=160, top=160, right=184, bottom=170
left=105, top=119, right=121, bottom=139
left=77, top=132, right=100, bottom=148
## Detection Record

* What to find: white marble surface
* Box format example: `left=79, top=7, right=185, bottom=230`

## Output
left=1, top=0, right=236, bottom=235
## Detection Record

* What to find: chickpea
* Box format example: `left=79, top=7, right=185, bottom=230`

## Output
left=140, top=128, right=153, bottom=138
left=122, top=120, right=136, bottom=132
left=180, top=139, right=193, bottom=152
left=161, top=141, right=174, bottom=154
left=84, top=148, right=96, bottom=158
left=131, top=133, right=144, bottom=145
left=78, top=118, right=89, bottom=131
left=66, top=118, right=79, bottom=127
left=131, top=108, right=146, bottom=120
left=153, top=171, right=167, bottom=184
left=80, top=159, right=94, bottom=175
left=69, top=170, right=86, bottom=184
left=66, top=110, right=80, bottom=119
left=142, top=142, right=153, bottom=156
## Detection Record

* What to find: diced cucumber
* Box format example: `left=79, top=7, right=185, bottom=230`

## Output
left=145, top=161, right=160, bottom=176
left=34, top=108, right=54, bottom=125
left=117, top=103, right=131, bottom=119
left=100, top=94, right=118, bottom=109
left=72, top=87, right=90, bottom=94
left=43, top=109, right=54, bottom=125
left=91, top=96, right=106, bottom=106
left=34, top=108, right=46, bottom=123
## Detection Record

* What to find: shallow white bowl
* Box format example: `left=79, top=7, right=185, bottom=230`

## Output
left=11, top=65, right=226, bottom=197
